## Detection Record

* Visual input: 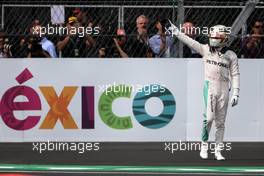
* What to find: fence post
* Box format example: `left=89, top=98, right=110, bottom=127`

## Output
left=176, top=0, right=184, bottom=58
left=1, top=5, right=4, bottom=29
left=228, top=0, right=259, bottom=46
left=118, top=5, right=124, bottom=29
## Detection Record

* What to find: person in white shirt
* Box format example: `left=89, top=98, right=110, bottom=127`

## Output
left=30, top=22, right=57, bottom=58
left=149, top=18, right=174, bottom=58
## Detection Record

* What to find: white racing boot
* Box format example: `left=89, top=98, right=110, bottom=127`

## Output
left=214, top=143, right=226, bottom=161
left=200, top=142, right=208, bottom=159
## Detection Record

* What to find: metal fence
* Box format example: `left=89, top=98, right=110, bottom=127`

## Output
left=0, top=0, right=264, bottom=58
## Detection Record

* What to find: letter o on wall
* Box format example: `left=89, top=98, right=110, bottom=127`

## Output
left=132, top=84, right=176, bottom=129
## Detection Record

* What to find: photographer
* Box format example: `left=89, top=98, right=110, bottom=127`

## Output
left=112, top=29, right=129, bottom=58
left=113, top=29, right=128, bottom=58
left=99, top=29, right=134, bottom=58
left=27, top=35, right=50, bottom=58
left=0, top=31, right=13, bottom=58
left=241, top=20, right=264, bottom=58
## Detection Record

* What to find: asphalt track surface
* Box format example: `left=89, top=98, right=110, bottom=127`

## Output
left=0, top=142, right=263, bottom=175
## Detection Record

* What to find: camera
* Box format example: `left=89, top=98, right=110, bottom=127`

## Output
left=3, top=43, right=13, bottom=51
left=28, top=35, right=41, bottom=45
left=0, top=38, right=14, bottom=57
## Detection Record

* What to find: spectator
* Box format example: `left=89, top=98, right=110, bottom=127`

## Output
left=98, top=47, right=106, bottom=58
left=0, top=31, right=10, bottom=58
left=241, top=21, right=264, bottom=58
left=112, top=29, right=129, bottom=58
left=128, top=15, right=151, bottom=57
left=136, top=15, right=149, bottom=44
left=57, top=16, right=94, bottom=58
left=73, top=8, right=93, bottom=28
left=27, top=35, right=50, bottom=58
left=182, top=22, right=202, bottom=58
left=0, top=30, right=26, bottom=58
left=73, top=9, right=98, bottom=57
left=98, top=29, right=130, bottom=58
left=30, top=21, right=58, bottom=58
left=12, top=36, right=28, bottom=58
left=73, top=8, right=82, bottom=20
left=149, top=18, right=174, bottom=58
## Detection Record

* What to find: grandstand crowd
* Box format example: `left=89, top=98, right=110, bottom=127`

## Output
left=0, top=8, right=263, bottom=58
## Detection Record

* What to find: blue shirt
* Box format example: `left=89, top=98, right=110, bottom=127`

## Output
left=149, top=35, right=175, bottom=58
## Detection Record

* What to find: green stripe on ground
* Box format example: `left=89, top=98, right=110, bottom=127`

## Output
left=0, top=164, right=264, bottom=173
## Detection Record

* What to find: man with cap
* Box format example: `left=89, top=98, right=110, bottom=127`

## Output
left=57, top=16, right=93, bottom=57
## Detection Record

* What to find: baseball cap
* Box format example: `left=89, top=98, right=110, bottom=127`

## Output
left=68, top=16, right=78, bottom=24
left=73, top=8, right=81, bottom=15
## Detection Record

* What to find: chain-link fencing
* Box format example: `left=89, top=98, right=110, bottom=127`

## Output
left=0, top=0, right=263, bottom=58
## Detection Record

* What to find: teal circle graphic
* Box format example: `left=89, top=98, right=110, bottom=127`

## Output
left=132, top=84, right=176, bottom=129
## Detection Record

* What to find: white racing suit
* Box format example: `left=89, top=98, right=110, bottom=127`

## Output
left=176, top=32, right=240, bottom=144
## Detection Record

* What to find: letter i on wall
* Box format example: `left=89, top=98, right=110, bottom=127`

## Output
left=82, top=87, right=94, bottom=129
